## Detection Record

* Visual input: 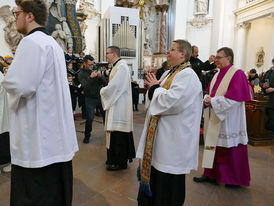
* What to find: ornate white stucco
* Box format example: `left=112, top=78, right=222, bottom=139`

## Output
left=0, top=0, right=273, bottom=72
left=0, top=0, right=16, bottom=57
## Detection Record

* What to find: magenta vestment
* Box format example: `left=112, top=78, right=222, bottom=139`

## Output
left=204, top=64, right=251, bottom=186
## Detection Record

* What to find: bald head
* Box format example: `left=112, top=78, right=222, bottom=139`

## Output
left=191, top=46, right=199, bottom=58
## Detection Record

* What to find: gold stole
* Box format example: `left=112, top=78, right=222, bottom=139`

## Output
left=139, top=62, right=191, bottom=195
left=202, top=66, right=238, bottom=168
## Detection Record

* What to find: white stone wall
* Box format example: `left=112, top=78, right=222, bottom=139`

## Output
left=245, top=18, right=274, bottom=73
left=234, top=0, right=274, bottom=71
left=186, top=0, right=215, bottom=61
left=1, top=0, right=273, bottom=74
left=173, top=0, right=237, bottom=62
left=172, top=0, right=188, bottom=40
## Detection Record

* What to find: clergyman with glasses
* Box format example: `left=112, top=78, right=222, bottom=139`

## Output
left=78, top=55, right=106, bottom=144
left=2, top=0, right=79, bottom=205
left=136, top=40, right=203, bottom=206
left=100, top=46, right=136, bottom=171
left=193, top=47, right=251, bottom=187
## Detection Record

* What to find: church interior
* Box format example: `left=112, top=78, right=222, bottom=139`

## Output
left=0, top=0, right=274, bottom=205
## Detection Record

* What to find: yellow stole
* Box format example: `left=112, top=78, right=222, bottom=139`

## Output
left=138, top=62, right=191, bottom=196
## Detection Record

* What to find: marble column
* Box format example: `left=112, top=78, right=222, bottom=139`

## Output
left=160, top=5, right=169, bottom=54
left=234, top=22, right=251, bottom=70
left=155, top=5, right=162, bottom=53
left=155, top=4, right=169, bottom=54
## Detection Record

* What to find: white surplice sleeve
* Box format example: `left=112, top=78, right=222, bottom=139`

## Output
left=144, top=91, right=150, bottom=110
left=2, top=38, right=46, bottom=111
left=150, top=68, right=202, bottom=116
left=211, top=96, right=242, bottom=121
left=0, top=73, right=4, bottom=93
left=100, top=64, right=130, bottom=110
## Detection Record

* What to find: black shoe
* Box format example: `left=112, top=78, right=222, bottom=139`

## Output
left=225, top=184, right=240, bottom=188
left=193, top=175, right=211, bottom=183
left=83, top=136, right=90, bottom=144
left=106, top=164, right=127, bottom=171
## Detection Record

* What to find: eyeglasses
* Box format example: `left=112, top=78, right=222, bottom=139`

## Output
left=168, top=48, right=179, bottom=52
left=215, top=56, right=227, bottom=60
left=13, top=10, right=24, bottom=19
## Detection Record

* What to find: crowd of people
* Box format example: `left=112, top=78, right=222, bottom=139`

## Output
left=1, top=0, right=274, bottom=206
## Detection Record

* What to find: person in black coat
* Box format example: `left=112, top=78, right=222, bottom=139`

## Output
left=131, top=79, right=139, bottom=111
left=190, top=45, right=216, bottom=80
left=67, top=61, right=79, bottom=111
left=67, top=73, right=78, bottom=112
left=78, top=55, right=107, bottom=143
left=65, top=47, right=78, bottom=70
left=260, top=58, right=274, bottom=132
left=156, top=61, right=170, bottom=80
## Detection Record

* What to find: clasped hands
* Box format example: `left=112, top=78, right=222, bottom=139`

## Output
left=204, top=96, right=211, bottom=107
left=263, top=82, right=274, bottom=93
left=144, top=72, right=160, bottom=89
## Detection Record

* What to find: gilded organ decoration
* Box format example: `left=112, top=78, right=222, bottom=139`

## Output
left=116, top=0, right=135, bottom=8
left=134, top=0, right=151, bottom=20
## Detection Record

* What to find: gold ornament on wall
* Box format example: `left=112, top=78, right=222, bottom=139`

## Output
left=256, top=47, right=265, bottom=68
left=135, top=0, right=151, bottom=20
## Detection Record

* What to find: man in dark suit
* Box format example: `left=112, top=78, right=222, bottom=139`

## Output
left=190, top=45, right=216, bottom=80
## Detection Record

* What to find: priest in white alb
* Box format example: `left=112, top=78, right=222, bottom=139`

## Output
left=0, top=70, right=11, bottom=173
left=136, top=40, right=203, bottom=206
left=100, top=46, right=135, bottom=171
left=2, top=1, right=78, bottom=205
left=193, top=47, right=251, bottom=186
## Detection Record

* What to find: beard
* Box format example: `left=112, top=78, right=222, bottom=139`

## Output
left=16, top=20, right=28, bottom=35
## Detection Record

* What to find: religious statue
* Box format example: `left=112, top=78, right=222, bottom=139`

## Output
left=144, top=34, right=152, bottom=55
left=190, top=0, right=210, bottom=28
left=52, top=24, right=67, bottom=51
left=0, top=5, right=23, bottom=54
left=195, top=0, right=208, bottom=14
left=61, top=18, right=74, bottom=49
left=256, top=47, right=265, bottom=68
left=78, top=0, right=100, bottom=20
left=47, top=0, right=63, bottom=21
left=143, top=5, right=155, bottom=29
left=143, top=3, right=156, bottom=54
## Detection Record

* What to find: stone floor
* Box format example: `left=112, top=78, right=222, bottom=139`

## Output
left=0, top=104, right=274, bottom=206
